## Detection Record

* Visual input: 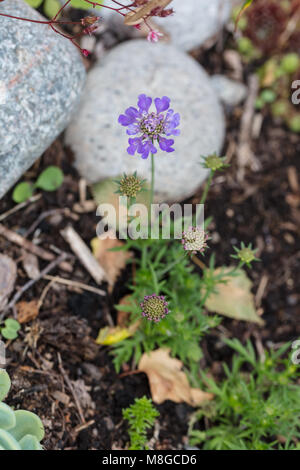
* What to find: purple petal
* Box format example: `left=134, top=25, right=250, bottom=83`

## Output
left=154, top=96, right=170, bottom=113
left=138, top=140, right=157, bottom=159
left=159, top=137, right=175, bottom=153
left=126, top=123, right=140, bottom=135
left=118, top=114, right=132, bottom=126
left=118, top=107, right=139, bottom=126
left=127, top=137, right=143, bottom=156
left=138, top=94, right=152, bottom=113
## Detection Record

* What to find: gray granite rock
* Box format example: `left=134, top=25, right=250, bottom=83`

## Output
left=65, top=40, right=225, bottom=202
left=211, top=75, right=247, bottom=107
left=98, top=0, right=231, bottom=51
left=0, top=0, right=86, bottom=199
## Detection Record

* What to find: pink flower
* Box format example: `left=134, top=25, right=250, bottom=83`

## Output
left=147, top=30, right=164, bottom=43
left=82, top=49, right=90, bottom=57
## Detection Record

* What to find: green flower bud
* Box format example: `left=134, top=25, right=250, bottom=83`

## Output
left=231, top=242, right=259, bottom=267
left=203, top=153, right=228, bottom=172
left=116, top=173, right=144, bottom=198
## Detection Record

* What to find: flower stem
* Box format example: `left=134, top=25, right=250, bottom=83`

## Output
left=158, top=254, right=187, bottom=278
left=200, top=170, right=214, bottom=206
left=150, top=153, right=155, bottom=207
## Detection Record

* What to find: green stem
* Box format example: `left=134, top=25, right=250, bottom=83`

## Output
left=158, top=254, right=187, bottom=278
left=200, top=170, right=215, bottom=206
left=150, top=153, right=155, bottom=207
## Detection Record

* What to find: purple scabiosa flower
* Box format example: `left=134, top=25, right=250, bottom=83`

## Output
left=118, top=94, right=180, bottom=159
left=182, top=227, right=209, bottom=255
left=140, top=294, right=169, bottom=323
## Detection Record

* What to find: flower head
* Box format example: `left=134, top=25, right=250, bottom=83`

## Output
left=182, top=227, right=209, bottom=255
left=231, top=242, right=260, bottom=267
left=147, top=30, right=164, bottom=43
left=140, top=294, right=169, bottom=323
left=117, top=173, right=144, bottom=198
left=118, top=94, right=180, bottom=159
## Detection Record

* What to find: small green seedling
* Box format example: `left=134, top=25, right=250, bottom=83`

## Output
left=25, top=0, right=102, bottom=17
left=12, top=166, right=64, bottom=203
left=0, top=369, right=45, bottom=450
left=0, top=319, right=21, bottom=341
left=123, top=396, right=159, bottom=450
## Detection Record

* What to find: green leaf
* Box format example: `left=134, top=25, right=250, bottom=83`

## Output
left=70, top=0, right=102, bottom=10
left=1, top=319, right=21, bottom=340
left=1, top=328, right=18, bottom=340
left=35, top=166, right=64, bottom=192
left=0, top=403, right=16, bottom=430
left=205, top=268, right=264, bottom=325
left=43, top=0, right=62, bottom=18
left=24, top=0, right=43, bottom=8
left=0, top=369, right=11, bottom=402
left=4, top=318, right=21, bottom=331
left=12, top=182, right=34, bottom=204
left=235, top=0, right=253, bottom=31
left=9, top=410, right=45, bottom=442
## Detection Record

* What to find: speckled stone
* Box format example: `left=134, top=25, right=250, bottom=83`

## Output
left=65, top=40, right=225, bottom=202
left=211, top=75, right=247, bottom=107
left=0, top=0, right=86, bottom=199
left=98, top=0, right=231, bottom=51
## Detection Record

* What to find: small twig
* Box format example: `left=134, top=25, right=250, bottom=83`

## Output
left=0, top=194, right=41, bottom=222
left=1, top=253, right=67, bottom=318
left=255, top=274, right=269, bottom=308
left=60, top=225, right=106, bottom=285
left=0, top=223, right=71, bottom=272
left=57, top=352, right=86, bottom=424
left=43, top=274, right=106, bottom=296
left=37, top=277, right=57, bottom=310
left=237, top=74, right=260, bottom=180
left=24, top=208, right=78, bottom=238
left=74, top=420, right=95, bottom=434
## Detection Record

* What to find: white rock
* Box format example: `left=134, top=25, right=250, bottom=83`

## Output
left=0, top=0, right=85, bottom=199
left=211, top=75, right=247, bottom=107
left=65, top=40, right=225, bottom=202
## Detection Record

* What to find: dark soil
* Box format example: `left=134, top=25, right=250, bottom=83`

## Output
left=0, top=25, right=299, bottom=450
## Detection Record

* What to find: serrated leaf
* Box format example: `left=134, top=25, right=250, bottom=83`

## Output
left=12, top=182, right=34, bottom=204
left=35, top=166, right=64, bottom=192
left=205, top=268, right=264, bottom=325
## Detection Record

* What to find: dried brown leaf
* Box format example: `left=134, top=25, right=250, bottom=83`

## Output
left=17, top=300, right=40, bottom=324
left=138, top=348, right=213, bottom=406
left=91, top=234, right=132, bottom=292
left=124, top=0, right=172, bottom=26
